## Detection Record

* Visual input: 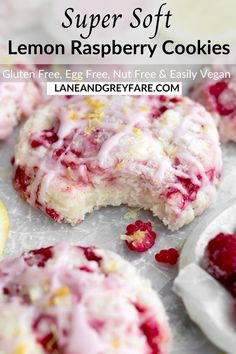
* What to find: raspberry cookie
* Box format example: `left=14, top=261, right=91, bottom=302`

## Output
left=190, top=66, right=236, bottom=142
left=0, top=68, right=42, bottom=140
left=13, top=95, right=222, bottom=230
left=0, top=243, right=171, bottom=354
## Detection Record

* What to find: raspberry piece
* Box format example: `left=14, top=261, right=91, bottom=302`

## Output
left=178, top=176, right=201, bottom=201
left=45, top=208, right=61, bottom=222
left=82, top=247, right=102, bottom=264
left=52, top=147, right=66, bottom=159
left=13, top=166, right=31, bottom=193
left=170, top=97, right=182, bottom=103
left=79, top=266, right=94, bottom=273
left=2, top=284, right=21, bottom=297
left=33, top=314, right=55, bottom=331
left=209, top=81, right=228, bottom=97
left=159, top=95, right=167, bottom=102
left=3, top=287, right=10, bottom=295
left=121, top=220, right=156, bottom=252
left=24, top=246, right=53, bottom=267
left=64, top=95, right=73, bottom=100
left=166, top=175, right=202, bottom=210
left=155, top=248, right=179, bottom=265
left=134, top=303, right=147, bottom=314
left=33, top=315, right=59, bottom=352
left=209, top=81, right=234, bottom=116
left=150, top=105, right=168, bottom=119
left=205, top=168, right=215, bottom=183
left=202, top=233, right=236, bottom=287
left=31, top=128, right=59, bottom=149
left=61, top=159, right=79, bottom=170
left=140, top=317, right=160, bottom=354
left=71, top=148, right=82, bottom=158
left=38, top=332, right=59, bottom=353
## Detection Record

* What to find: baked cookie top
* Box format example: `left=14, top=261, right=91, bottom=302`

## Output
left=13, top=95, right=222, bottom=230
left=0, top=243, right=171, bottom=354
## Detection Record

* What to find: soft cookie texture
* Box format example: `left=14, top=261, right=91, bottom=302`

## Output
left=0, top=243, right=171, bottom=354
left=0, top=67, right=42, bottom=140
left=190, top=66, right=236, bottom=142
left=13, top=95, right=222, bottom=230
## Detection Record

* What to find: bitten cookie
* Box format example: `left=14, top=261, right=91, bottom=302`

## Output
left=0, top=243, right=171, bottom=354
left=190, top=66, right=236, bottom=142
left=13, top=95, right=222, bottom=230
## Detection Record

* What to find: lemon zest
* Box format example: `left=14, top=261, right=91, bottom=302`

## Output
left=14, top=343, right=26, bottom=354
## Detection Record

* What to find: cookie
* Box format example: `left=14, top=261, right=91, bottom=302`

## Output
left=0, top=67, right=42, bottom=140
left=190, top=66, right=236, bottom=142
left=13, top=95, right=222, bottom=230
left=0, top=243, right=171, bottom=354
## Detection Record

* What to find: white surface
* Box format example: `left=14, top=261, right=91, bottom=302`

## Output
left=1, top=129, right=235, bottom=354
left=174, top=199, right=236, bottom=353
left=174, top=264, right=236, bottom=354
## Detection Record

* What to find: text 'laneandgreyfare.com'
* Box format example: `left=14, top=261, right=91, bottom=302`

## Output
left=47, top=82, right=182, bottom=96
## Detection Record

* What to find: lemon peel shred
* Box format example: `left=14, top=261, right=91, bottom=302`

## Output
left=133, top=127, right=141, bottom=137
left=0, top=200, right=9, bottom=256
left=14, top=343, right=26, bottom=354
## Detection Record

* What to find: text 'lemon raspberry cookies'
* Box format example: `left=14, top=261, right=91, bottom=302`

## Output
left=0, top=243, right=171, bottom=354
left=190, top=66, right=236, bottom=143
left=13, top=95, right=222, bottom=230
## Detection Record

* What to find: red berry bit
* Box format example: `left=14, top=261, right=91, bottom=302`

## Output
left=61, top=159, right=79, bottom=170
left=134, top=303, right=147, bottom=314
left=166, top=175, right=202, bottom=211
left=140, top=317, right=160, bottom=354
left=202, top=233, right=236, bottom=294
left=205, top=168, right=216, bottom=183
left=82, top=247, right=102, bottom=264
left=209, top=81, right=235, bottom=116
left=13, top=166, right=31, bottom=193
left=155, top=248, right=179, bottom=266
left=79, top=266, right=94, bottom=273
left=150, top=105, right=168, bottom=119
left=158, top=95, right=168, bottom=102
left=2, top=284, right=21, bottom=297
left=45, top=208, right=61, bottom=222
left=3, top=287, right=10, bottom=295
left=38, top=332, right=59, bottom=353
left=52, top=146, right=66, bottom=159
left=33, top=315, right=59, bottom=353
left=30, top=128, right=59, bottom=149
left=121, top=220, right=156, bottom=252
left=177, top=176, right=201, bottom=200
left=170, top=97, right=182, bottom=104
left=209, top=81, right=228, bottom=98
left=64, top=95, right=73, bottom=100
left=24, top=246, right=53, bottom=268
